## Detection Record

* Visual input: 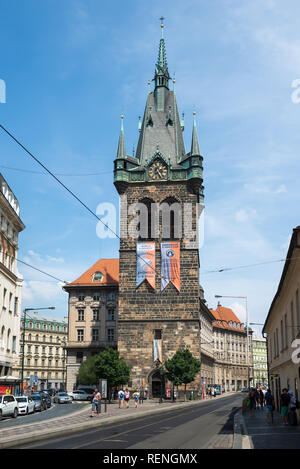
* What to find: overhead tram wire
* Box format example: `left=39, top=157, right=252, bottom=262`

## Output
left=0, top=164, right=113, bottom=177
left=4, top=251, right=67, bottom=284
left=1, top=125, right=298, bottom=283
left=0, top=124, right=165, bottom=281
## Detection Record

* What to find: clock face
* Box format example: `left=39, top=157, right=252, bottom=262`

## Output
left=148, top=161, right=167, bottom=180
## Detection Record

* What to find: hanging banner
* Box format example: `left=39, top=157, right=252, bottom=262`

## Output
left=153, top=339, right=162, bottom=362
left=161, top=242, right=180, bottom=291
left=136, top=242, right=156, bottom=289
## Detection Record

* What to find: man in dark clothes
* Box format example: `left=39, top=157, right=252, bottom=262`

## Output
left=280, top=388, right=291, bottom=425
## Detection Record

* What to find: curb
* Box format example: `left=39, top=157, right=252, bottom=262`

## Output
left=0, top=393, right=237, bottom=448
left=233, top=409, right=253, bottom=449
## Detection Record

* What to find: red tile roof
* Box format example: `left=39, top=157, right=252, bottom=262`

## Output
left=65, top=259, right=119, bottom=287
left=209, top=304, right=245, bottom=333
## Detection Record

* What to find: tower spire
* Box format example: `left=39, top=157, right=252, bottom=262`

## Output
left=190, top=111, right=200, bottom=156
left=153, top=19, right=171, bottom=112
left=116, top=114, right=126, bottom=159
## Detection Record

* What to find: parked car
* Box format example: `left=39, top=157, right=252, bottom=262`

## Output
left=241, top=387, right=250, bottom=393
left=16, top=396, right=35, bottom=415
left=31, top=394, right=47, bottom=412
left=39, top=392, right=52, bottom=408
left=68, top=390, right=92, bottom=401
left=54, top=392, right=72, bottom=404
left=0, top=395, right=18, bottom=420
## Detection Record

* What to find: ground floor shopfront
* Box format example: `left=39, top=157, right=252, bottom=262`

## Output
left=270, top=361, right=300, bottom=422
left=214, top=362, right=251, bottom=391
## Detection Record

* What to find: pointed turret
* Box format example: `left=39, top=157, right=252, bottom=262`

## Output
left=190, top=111, right=200, bottom=156
left=116, top=115, right=126, bottom=159
left=153, top=20, right=171, bottom=111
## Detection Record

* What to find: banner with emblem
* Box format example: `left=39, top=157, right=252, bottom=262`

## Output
left=161, top=242, right=180, bottom=292
left=136, top=242, right=156, bottom=289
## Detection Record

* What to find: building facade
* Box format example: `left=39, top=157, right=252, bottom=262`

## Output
left=13, top=314, right=68, bottom=392
left=263, top=226, right=300, bottom=417
left=63, top=259, right=118, bottom=391
left=0, top=173, right=25, bottom=393
left=210, top=304, right=253, bottom=391
left=252, top=336, right=268, bottom=387
left=114, top=25, right=205, bottom=396
left=199, top=295, right=215, bottom=386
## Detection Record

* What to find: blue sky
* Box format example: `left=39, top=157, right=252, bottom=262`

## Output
left=1, top=0, right=300, bottom=334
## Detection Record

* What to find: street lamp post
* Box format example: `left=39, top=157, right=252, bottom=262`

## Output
left=20, top=307, right=55, bottom=395
left=215, top=295, right=250, bottom=389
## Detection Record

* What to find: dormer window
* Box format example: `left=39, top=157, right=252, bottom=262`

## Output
left=93, top=272, right=104, bottom=283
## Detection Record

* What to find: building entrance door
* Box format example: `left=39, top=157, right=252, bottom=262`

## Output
left=151, top=370, right=164, bottom=398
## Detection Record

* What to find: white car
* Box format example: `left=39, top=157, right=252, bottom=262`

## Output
left=68, top=390, right=92, bottom=401
left=16, top=396, right=35, bottom=415
left=54, top=392, right=72, bottom=404
left=0, top=394, right=18, bottom=420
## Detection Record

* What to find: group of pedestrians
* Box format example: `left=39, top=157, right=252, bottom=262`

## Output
left=247, top=386, right=298, bottom=426
left=118, top=389, right=143, bottom=408
left=206, top=387, right=217, bottom=398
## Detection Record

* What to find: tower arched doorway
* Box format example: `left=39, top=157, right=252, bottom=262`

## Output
left=150, top=369, right=165, bottom=398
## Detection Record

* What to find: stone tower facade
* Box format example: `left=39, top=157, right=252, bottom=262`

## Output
left=114, top=25, right=204, bottom=396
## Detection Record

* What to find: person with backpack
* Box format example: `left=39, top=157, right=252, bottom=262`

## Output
left=133, top=390, right=139, bottom=408
left=124, top=389, right=130, bottom=408
left=90, top=388, right=101, bottom=418
left=118, top=388, right=124, bottom=408
left=265, top=388, right=275, bottom=424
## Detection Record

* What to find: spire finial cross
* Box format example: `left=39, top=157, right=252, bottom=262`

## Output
left=159, top=16, right=165, bottom=38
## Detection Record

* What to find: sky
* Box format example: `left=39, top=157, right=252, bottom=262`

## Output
left=1, top=0, right=300, bottom=335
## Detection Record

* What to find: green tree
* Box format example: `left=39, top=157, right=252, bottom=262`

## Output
left=77, top=348, right=130, bottom=400
left=163, top=349, right=201, bottom=401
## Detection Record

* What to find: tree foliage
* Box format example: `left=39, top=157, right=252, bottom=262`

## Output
left=77, top=348, right=130, bottom=396
left=163, top=349, right=201, bottom=391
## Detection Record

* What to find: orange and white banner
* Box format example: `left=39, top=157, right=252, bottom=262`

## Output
left=161, top=242, right=180, bottom=291
left=136, top=242, right=156, bottom=289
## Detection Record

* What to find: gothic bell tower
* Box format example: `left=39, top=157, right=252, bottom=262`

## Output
left=114, top=22, right=204, bottom=396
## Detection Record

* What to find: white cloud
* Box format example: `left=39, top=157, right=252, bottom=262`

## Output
left=235, top=209, right=257, bottom=223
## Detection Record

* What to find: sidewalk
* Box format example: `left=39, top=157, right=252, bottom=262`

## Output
left=0, top=392, right=235, bottom=448
left=242, top=406, right=300, bottom=449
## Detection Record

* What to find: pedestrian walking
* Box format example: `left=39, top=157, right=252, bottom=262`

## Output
left=133, top=390, right=139, bottom=408
left=118, top=388, right=124, bottom=408
left=280, top=388, right=291, bottom=425
left=139, top=389, right=144, bottom=404
left=287, top=390, right=298, bottom=426
left=248, top=388, right=257, bottom=417
left=124, top=389, right=130, bottom=408
left=265, top=388, right=274, bottom=424
left=259, top=389, right=265, bottom=410
left=90, top=388, right=101, bottom=417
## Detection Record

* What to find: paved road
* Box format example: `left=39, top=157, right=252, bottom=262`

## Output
left=17, top=394, right=242, bottom=449
left=0, top=401, right=87, bottom=428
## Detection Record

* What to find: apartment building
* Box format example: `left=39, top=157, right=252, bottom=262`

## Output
left=13, top=314, right=68, bottom=391
left=263, top=226, right=300, bottom=417
left=252, top=336, right=268, bottom=387
left=0, top=174, right=25, bottom=393
left=62, top=259, right=118, bottom=391
left=210, top=304, right=253, bottom=391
